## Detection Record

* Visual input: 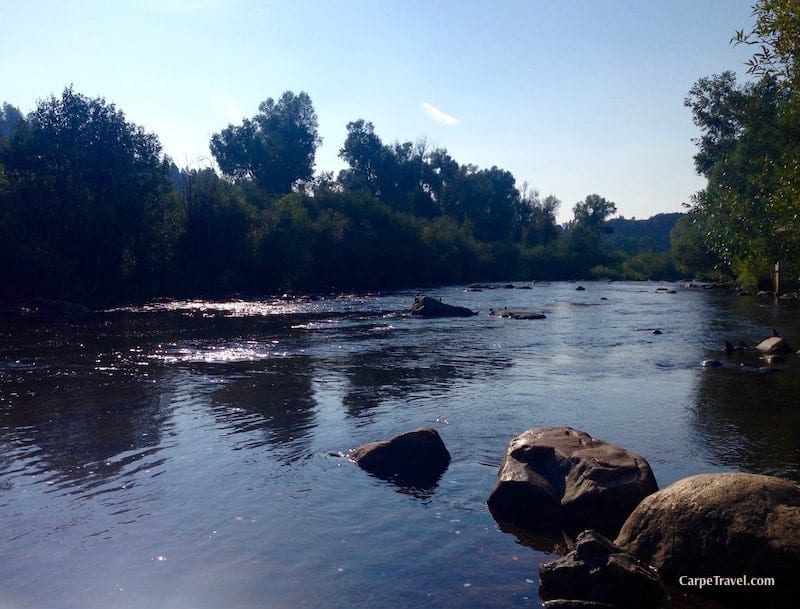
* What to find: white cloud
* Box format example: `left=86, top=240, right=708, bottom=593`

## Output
left=421, top=102, right=460, bottom=126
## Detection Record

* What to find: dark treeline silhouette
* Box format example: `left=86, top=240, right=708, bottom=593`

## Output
left=0, top=87, right=681, bottom=306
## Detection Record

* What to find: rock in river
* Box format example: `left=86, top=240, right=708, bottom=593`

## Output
left=754, top=335, right=793, bottom=355
left=489, top=309, right=546, bottom=320
left=487, top=427, right=658, bottom=538
left=411, top=295, right=478, bottom=318
left=616, top=472, right=800, bottom=607
left=349, top=428, right=451, bottom=486
left=539, top=529, right=663, bottom=609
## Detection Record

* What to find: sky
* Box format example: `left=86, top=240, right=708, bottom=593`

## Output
left=1, top=0, right=757, bottom=223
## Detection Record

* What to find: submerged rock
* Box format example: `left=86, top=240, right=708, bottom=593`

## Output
left=349, top=428, right=451, bottom=487
left=1, top=298, right=90, bottom=318
left=489, top=309, right=546, bottom=320
left=616, top=472, right=800, bottom=607
left=539, top=529, right=663, bottom=609
left=411, top=295, right=478, bottom=318
left=487, top=427, right=658, bottom=538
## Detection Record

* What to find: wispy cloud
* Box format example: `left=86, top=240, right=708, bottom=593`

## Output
left=421, top=102, right=460, bottom=126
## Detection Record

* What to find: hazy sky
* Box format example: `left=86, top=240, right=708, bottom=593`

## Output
left=2, top=0, right=756, bottom=222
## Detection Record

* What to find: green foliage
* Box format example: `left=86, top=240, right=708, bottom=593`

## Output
left=572, top=194, right=617, bottom=231
left=0, top=87, right=179, bottom=302
left=0, top=103, right=24, bottom=140
left=0, top=86, right=681, bottom=304
left=669, top=213, right=724, bottom=279
left=734, top=0, right=800, bottom=86
left=172, top=168, right=257, bottom=295
left=685, top=1, right=800, bottom=288
left=210, top=91, right=321, bottom=196
left=606, top=213, right=683, bottom=254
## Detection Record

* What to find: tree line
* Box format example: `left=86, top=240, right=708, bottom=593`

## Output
left=673, top=0, right=800, bottom=290
left=0, top=87, right=680, bottom=306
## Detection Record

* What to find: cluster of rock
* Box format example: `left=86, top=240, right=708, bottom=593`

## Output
left=466, top=283, right=534, bottom=291
left=413, top=294, right=546, bottom=321
left=702, top=331, right=795, bottom=369
left=411, top=295, right=478, bottom=318
left=349, top=425, right=799, bottom=608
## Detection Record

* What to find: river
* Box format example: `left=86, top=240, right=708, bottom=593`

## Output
left=2, top=282, right=799, bottom=609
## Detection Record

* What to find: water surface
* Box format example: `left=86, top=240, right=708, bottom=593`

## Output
left=2, top=283, right=799, bottom=608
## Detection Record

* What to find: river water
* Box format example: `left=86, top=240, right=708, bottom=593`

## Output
left=2, top=282, right=799, bottom=609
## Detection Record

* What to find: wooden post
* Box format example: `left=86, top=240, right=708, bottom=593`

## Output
left=774, top=261, right=781, bottom=296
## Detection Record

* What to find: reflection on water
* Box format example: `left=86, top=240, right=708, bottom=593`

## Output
left=691, top=362, right=800, bottom=481
left=2, top=285, right=799, bottom=609
left=210, top=356, right=317, bottom=458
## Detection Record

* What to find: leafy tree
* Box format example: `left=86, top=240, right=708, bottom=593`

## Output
left=572, top=194, right=618, bottom=231
left=670, top=213, right=725, bottom=279
left=210, top=91, right=321, bottom=196
left=457, top=166, right=521, bottom=241
left=518, top=186, right=560, bottom=245
left=685, top=71, right=795, bottom=286
left=338, top=121, right=438, bottom=217
left=0, top=87, right=180, bottom=302
left=338, top=119, right=388, bottom=198
left=683, top=0, right=800, bottom=288
left=734, top=0, right=800, bottom=86
left=560, top=194, right=618, bottom=277
left=0, top=103, right=24, bottom=140
left=173, top=167, right=257, bottom=295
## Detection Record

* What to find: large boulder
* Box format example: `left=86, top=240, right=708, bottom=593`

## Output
left=616, top=472, right=800, bottom=607
left=411, top=295, right=477, bottom=318
left=538, top=529, right=663, bottom=609
left=349, top=428, right=451, bottom=486
left=487, top=427, right=658, bottom=537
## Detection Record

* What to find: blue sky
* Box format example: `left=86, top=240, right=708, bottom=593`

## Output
left=2, top=0, right=755, bottom=222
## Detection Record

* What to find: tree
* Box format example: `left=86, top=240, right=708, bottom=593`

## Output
left=338, top=119, right=387, bottom=197
left=173, top=167, right=257, bottom=295
left=734, top=0, right=800, bottom=87
left=210, top=91, right=321, bottom=196
left=338, top=120, right=438, bottom=216
left=0, top=87, right=180, bottom=302
left=683, top=0, right=800, bottom=288
left=685, top=70, right=796, bottom=286
left=670, top=212, right=723, bottom=279
left=518, top=186, right=560, bottom=245
left=572, top=194, right=617, bottom=231
left=561, top=194, right=618, bottom=277
left=0, top=102, right=24, bottom=140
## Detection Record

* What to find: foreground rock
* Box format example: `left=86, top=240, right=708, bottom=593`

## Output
left=411, top=295, right=477, bottom=318
left=349, top=428, right=451, bottom=486
left=616, top=472, right=800, bottom=607
left=487, top=427, right=658, bottom=538
left=489, top=309, right=546, bottom=320
left=539, top=529, right=663, bottom=609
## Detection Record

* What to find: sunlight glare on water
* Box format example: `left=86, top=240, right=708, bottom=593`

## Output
left=1, top=283, right=799, bottom=609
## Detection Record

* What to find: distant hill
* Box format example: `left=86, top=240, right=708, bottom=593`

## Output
left=604, top=212, right=684, bottom=254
